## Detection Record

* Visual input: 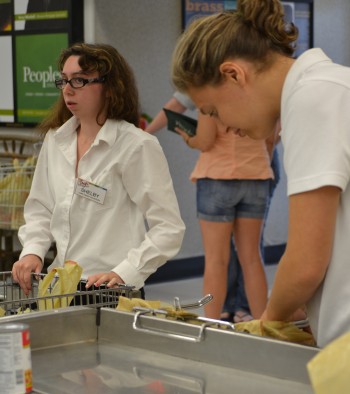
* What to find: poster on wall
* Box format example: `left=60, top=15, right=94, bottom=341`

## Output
left=182, top=0, right=237, bottom=28
left=0, top=0, right=83, bottom=128
left=182, top=0, right=313, bottom=56
left=15, top=33, right=68, bottom=123
left=14, top=0, right=70, bottom=31
left=293, top=2, right=313, bottom=56
left=0, top=0, right=12, bottom=31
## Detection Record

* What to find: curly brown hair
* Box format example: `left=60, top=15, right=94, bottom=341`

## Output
left=39, top=42, right=140, bottom=132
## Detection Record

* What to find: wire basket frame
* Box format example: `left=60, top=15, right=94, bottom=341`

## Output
left=0, top=162, right=36, bottom=230
left=0, top=271, right=141, bottom=316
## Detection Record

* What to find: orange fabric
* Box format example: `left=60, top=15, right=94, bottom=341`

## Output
left=190, top=130, right=273, bottom=181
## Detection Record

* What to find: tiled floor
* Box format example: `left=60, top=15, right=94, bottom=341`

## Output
left=145, top=264, right=277, bottom=316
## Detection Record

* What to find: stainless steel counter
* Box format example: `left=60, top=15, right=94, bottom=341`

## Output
left=0, top=307, right=318, bottom=393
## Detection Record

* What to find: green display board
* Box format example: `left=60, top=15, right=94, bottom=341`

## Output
left=15, top=33, right=68, bottom=123
left=0, top=0, right=83, bottom=127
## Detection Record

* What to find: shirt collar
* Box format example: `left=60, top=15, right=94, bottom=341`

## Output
left=54, top=116, right=79, bottom=143
left=54, top=117, right=118, bottom=147
left=93, top=119, right=118, bottom=147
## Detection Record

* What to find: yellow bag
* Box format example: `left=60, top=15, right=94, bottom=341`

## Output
left=116, top=296, right=199, bottom=321
left=307, top=331, right=350, bottom=394
left=37, top=261, right=82, bottom=310
left=117, top=296, right=162, bottom=312
left=0, top=156, right=36, bottom=229
left=234, top=320, right=316, bottom=346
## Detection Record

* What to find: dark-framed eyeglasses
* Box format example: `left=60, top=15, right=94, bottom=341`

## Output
left=55, top=76, right=106, bottom=89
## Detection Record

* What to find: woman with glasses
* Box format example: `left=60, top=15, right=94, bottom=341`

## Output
left=171, top=0, right=350, bottom=348
left=12, top=42, right=185, bottom=296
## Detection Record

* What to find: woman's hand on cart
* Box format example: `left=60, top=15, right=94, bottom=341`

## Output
left=261, top=306, right=308, bottom=323
left=12, top=254, right=43, bottom=295
left=85, top=271, right=125, bottom=289
left=260, top=306, right=312, bottom=334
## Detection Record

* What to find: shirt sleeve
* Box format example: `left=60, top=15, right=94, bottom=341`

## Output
left=18, top=134, right=55, bottom=261
left=111, top=138, right=186, bottom=288
left=282, top=81, right=350, bottom=196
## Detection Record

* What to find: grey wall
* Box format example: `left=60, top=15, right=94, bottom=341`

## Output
left=314, top=0, right=350, bottom=66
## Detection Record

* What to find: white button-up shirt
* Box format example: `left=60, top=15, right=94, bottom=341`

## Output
left=19, top=116, right=185, bottom=288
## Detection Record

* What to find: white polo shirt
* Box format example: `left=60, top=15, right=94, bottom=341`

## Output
left=19, top=117, right=185, bottom=289
left=281, top=48, right=350, bottom=347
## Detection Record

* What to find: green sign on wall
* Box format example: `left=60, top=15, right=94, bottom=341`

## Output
left=15, top=33, right=68, bottom=123
left=0, top=0, right=83, bottom=127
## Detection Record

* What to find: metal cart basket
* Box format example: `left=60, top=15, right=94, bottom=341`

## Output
left=0, top=271, right=141, bottom=316
left=0, top=159, right=36, bottom=230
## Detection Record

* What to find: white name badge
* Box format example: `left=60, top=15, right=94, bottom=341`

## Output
left=75, top=178, right=107, bottom=205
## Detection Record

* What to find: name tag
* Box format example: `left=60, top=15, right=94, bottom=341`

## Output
left=75, top=178, right=107, bottom=205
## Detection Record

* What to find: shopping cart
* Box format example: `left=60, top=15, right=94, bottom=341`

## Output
left=0, top=158, right=36, bottom=230
left=0, top=271, right=141, bottom=316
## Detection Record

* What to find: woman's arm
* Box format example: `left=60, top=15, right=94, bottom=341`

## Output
left=106, top=138, right=185, bottom=288
left=265, top=121, right=281, bottom=160
left=17, top=136, right=55, bottom=260
left=145, top=97, right=187, bottom=134
left=261, top=186, right=341, bottom=321
left=12, top=136, right=54, bottom=293
left=177, top=112, right=218, bottom=152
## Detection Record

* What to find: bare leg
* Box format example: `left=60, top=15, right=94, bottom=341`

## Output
left=234, top=217, right=268, bottom=318
left=199, top=220, right=233, bottom=319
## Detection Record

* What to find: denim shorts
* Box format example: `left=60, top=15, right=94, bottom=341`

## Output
left=196, top=178, right=270, bottom=222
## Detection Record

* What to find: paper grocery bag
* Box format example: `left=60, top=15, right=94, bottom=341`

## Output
left=116, top=297, right=199, bottom=321
left=234, top=320, right=316, bottom=346
left=307, top=331, right=350, bottom=394
left=37, top=260, right=82, bottom=310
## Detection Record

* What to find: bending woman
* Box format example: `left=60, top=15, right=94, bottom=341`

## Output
left=171, top=0, right=350, bottom=347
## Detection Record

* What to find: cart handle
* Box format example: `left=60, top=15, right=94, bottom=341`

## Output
left=132, top=308, right=234, bottom=342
